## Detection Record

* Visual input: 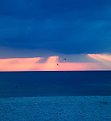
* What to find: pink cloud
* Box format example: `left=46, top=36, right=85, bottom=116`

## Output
left=0, top=54, right=111, bottom=71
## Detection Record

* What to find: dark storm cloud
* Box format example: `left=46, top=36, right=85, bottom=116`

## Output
left=0, top=0, right=111, bottom=54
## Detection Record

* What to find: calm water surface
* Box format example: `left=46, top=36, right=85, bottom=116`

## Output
left=0, top=71, right=111, bottom=97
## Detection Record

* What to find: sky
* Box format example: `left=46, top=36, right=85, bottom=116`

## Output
left=0, top=0, right=111, bottom=71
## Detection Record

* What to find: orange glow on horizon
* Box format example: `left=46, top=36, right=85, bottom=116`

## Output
left=0, top=55, right=111, bottom=71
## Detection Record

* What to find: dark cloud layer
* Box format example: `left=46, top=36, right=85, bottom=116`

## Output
left=0, top=0, right=111, bottom=54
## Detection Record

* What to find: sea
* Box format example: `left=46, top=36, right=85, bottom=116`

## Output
left=0, top=71, right=111, bottom=121
left=0, top=71, right=111, bottom=97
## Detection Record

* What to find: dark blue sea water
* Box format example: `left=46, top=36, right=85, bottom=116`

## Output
left=0, top=71, right=111, bottom=97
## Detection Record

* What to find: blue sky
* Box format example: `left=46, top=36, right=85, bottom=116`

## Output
left=0, top=0, right=111, bottom=56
